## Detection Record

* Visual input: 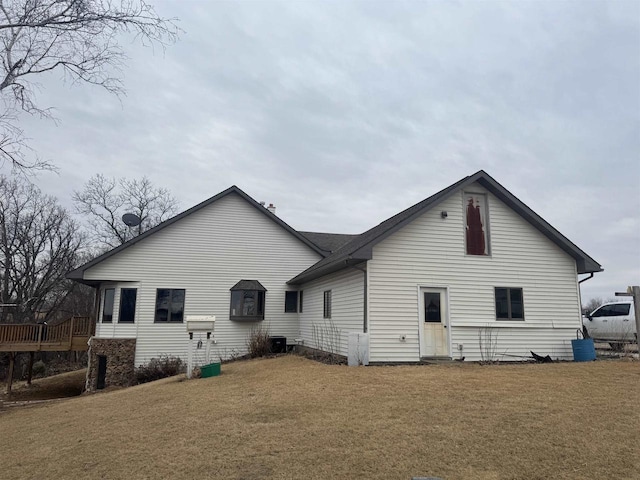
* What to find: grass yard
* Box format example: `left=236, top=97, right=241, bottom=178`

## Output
left=1, top=356, right=639, bottom=480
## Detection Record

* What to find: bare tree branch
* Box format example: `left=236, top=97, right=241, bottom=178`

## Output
left=0, top=0, right=180, bottom=171
left=73, top=173, right=179, bottom=249
left=0, top=104, right=54, bottom=171
left=0, top=174, right=86, bottom=323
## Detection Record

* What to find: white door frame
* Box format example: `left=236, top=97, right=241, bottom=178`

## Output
left=416, top=285, right=452, bottom=358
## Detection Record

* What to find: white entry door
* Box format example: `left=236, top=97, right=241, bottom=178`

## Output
left=420, top=287, right=449, bottom=357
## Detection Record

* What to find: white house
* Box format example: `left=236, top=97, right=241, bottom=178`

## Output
left=68, top=171, right=601, bottom=388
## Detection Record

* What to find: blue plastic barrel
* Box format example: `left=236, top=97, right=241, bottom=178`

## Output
left=571, top=338, right=596, bottom=362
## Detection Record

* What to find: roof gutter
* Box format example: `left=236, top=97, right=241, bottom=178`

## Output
left=287, top=255, right=370, bottom=285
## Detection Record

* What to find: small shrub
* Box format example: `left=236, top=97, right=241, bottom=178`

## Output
left=135, top=355, right=185, bottom=385
left=246, top=326, right=271, bottom=358
left=32, top=360, right=46, bottom=377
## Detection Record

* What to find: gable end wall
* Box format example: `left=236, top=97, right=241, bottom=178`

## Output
left=87, top=193, right=322, bottom=365
left=368, top=184, right=582, bottom=362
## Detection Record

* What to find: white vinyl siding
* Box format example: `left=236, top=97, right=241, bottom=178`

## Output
left=298, top=267, right=365, bottom=357
left=368, top=183, right=582, bottom=362
left=449, top=326, right=577, bottom=361
left=85, top=193, right=322, bottom=365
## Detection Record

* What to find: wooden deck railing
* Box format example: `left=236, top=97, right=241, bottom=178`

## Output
left=0, top=316, right=95, bottom=352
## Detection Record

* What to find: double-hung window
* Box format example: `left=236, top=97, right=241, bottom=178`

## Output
left=155, top=289, right=186, bottom=323
left=495, top=287, right=524, bottom=320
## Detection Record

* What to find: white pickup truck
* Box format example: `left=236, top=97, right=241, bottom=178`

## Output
left=582, top=300, right=637, bottom=349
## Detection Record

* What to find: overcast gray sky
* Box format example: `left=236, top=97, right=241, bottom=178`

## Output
left=7, top=0, right=640, bottom=303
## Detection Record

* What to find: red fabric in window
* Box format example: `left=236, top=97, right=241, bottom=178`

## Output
left=466, top=198, right=486, bottom=255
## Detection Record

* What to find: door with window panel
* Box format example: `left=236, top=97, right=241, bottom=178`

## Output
left=420, top=288, right=449, bottom=357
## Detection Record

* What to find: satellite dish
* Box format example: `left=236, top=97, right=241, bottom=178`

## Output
left=122, top=213, right=142, bottom=227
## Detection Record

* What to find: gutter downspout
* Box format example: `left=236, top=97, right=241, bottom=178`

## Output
left=577, top=272, right=595, bottom=321
left=351, top=262, right=368, bottom=333
left=578, top=273, right=594, bottom=284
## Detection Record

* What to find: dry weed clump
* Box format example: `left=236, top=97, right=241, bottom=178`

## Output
left=246, top=326, right=271, bottom=358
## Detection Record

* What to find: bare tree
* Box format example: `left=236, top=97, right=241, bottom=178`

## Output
left=0, top=175, right=85, bottom=323
left=0, top=0, right=179, bottom=171
left=56, top=281, right=94, bottom=318
left=73, top=173, right=179, bottom=248
left=582, top=297, right=603, bottom=315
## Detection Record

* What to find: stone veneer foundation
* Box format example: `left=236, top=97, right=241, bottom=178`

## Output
left=86, top=338, right=136, bottom=392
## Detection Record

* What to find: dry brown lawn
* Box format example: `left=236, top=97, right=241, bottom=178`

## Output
left=1, top=356, right=639, bottom=480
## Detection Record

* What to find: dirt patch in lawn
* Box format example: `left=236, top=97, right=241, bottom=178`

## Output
left=0, top=357, right=638, bottom=480
left=1, top=369, right=86, bottom=403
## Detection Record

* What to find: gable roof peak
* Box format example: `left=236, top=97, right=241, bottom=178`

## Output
left=288, top=171, right=601, bottom=284
left=67, top=184, right=325, bottom=283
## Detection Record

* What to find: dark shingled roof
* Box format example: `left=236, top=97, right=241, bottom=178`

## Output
left=298, top=231, right=360, bottom=254
left=230, top=280, right=266, bottom=291
left=287, top=170, right=602, bottom=285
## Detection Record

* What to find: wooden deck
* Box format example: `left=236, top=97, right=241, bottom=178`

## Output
left=0, top=316, right=95, bottom=394
left=0, top=316, right=95, bottom=353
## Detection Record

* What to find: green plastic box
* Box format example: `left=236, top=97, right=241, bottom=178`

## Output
left=200, top=362, right=221, bottom=378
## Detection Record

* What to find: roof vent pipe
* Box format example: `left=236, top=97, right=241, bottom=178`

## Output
left=267, top=203, right=276, bottom=214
